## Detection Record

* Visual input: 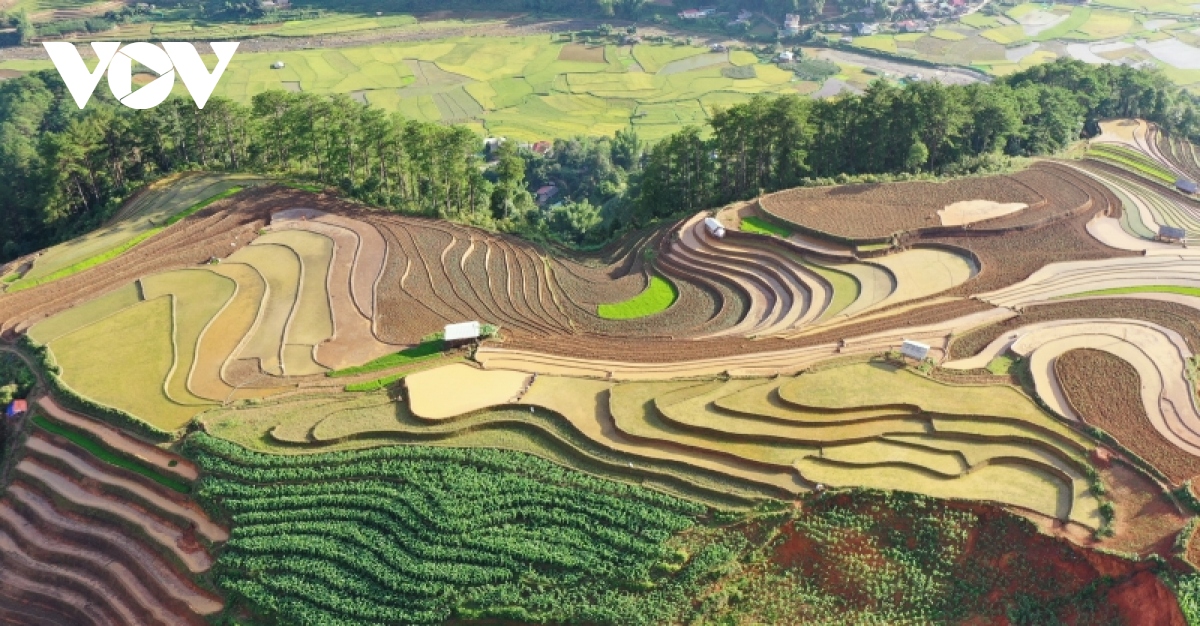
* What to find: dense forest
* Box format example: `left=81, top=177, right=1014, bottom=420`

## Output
left=636, top=59, right=1200, bottom=223
left=0, top=59, right=1197, bottom=262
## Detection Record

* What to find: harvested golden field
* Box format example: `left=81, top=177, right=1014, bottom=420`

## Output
left=50, top=297, right=204, bottom=430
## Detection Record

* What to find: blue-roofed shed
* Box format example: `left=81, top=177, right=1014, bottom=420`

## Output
left=1178, top=179, right=1198, bottom=195
left=1158, top=225, right=1187, bottom=243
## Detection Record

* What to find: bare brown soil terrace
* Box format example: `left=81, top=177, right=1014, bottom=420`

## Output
left=0, top=186, right=291, bottom=338
left=0, top=408, right=224, bottom=625
left=768, top=492, right=1184, bottom=625
left=759, top=162, right=1103, bottom=241
left=950, top=299, right=1200, bottom=361
left=1057, top=349, right=1200, bottom=485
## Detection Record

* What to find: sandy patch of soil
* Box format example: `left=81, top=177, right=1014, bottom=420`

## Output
left=938, top=199, right=1028, bottom=226
left=406, top=363, right=531, bottom=419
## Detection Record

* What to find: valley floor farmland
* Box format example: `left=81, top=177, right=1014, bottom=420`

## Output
left=0, top=35, right=933, bottom=141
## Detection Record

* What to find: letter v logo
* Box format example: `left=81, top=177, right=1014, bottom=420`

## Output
left=164, top=42, right=238, bottom=109
left=43, top=42, right=121, bottom=109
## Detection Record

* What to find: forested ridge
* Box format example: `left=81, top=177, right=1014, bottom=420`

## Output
left=0, top=59, right=1196, bottom=262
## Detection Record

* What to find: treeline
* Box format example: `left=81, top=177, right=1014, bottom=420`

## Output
left=635, top=59, right=1200, bottom=223
left=0, top=74, right=511, bottom=260
left=2, top=59, right=1197, bottom=262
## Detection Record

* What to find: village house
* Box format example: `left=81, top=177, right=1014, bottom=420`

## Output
left=784, top=13, right=802, bottom=34
left=1157, top=225, right=1187, bottom=244
left=5, top=399, right=26, bottom=419
left=535, top=184, right=559, bottom=205
left=483, top=137, right=505, bottom=157
left=678, top=7, right=716, bottom=19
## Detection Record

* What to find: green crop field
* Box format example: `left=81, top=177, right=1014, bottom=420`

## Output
left=0, top=36, right=806, bottom=142
left=183, top=431, right=717, bottom=626
left=598, top=275, right=679, bottom=319
left=1064, top=285, right=1200, bottom=298
left=740, top=216, right=792, bottom=237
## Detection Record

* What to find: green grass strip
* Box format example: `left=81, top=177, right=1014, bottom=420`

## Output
left=164, top=186, right=243, bottom=226
left=8, top=229, right=162, bottom=292
left=2, top=273, right=18, bottom=283
left=1087, top=147, right=1175, bottom=184
left=986, top=355, right=1016, bottom=375
left=597, top=275, right=678, bottom=320
left=31, top=415, right=191, bottom=494
left=1062, top=285, right=1200, bottom=299
left=740, top=216, right=792, bottom=237
left=8, top=186, right=244, bottom=293
left=328, top=340, right=444, bottom=378
left=345, top=372, right=406, bottom=392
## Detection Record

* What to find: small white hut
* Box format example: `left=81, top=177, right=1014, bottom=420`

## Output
left=899, top=339, right=930, bottom=363
left=703, top=217, right=726, bottom=238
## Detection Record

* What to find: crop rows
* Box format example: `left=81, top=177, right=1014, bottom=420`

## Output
left=182, top=432, right=720, bottom=626
left=0, top=407, right=224, bottom=625
left=1156, top=127, right=1200, bottom=183
left=596, top=365, right=1100, bottom=527
left=1055, top=348, right=1200, bottom=484
left=0, top=186, right=294, bottom=339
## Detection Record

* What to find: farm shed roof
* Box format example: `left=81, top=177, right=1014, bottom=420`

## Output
left=1177, top=179, right=1199, bottom=194
left=1160, top=225, right=1187, bottom=240
left=444, top=321, right=481, bottom=342
left=900, top=340, right=930, bottom=360
left=6, top=399, right=27, bottom=417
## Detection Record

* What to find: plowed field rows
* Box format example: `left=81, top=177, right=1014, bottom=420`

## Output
left=0, top=186, right=292, bottom=339
left=949, top=299, right=1200, bottom=361
left=0, top=408, right=224, bottom=626
left=500, top=298, right=993, bottom=363
left=760, top=165, right=1075, bottom=240
left=1056, top=348, right=1200, bottom=484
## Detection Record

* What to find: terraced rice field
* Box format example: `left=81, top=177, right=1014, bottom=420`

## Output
left=202, top=37, right=801, bottom=141
left=140, top=270, right=237, bottom=407
left=13, top=127, right=1200, bottom=602
left=48, top=297, right=203, bottom=430
left=359, top=359, right=1102, bottom=527
left=5, top=174, right=261, bottom=293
